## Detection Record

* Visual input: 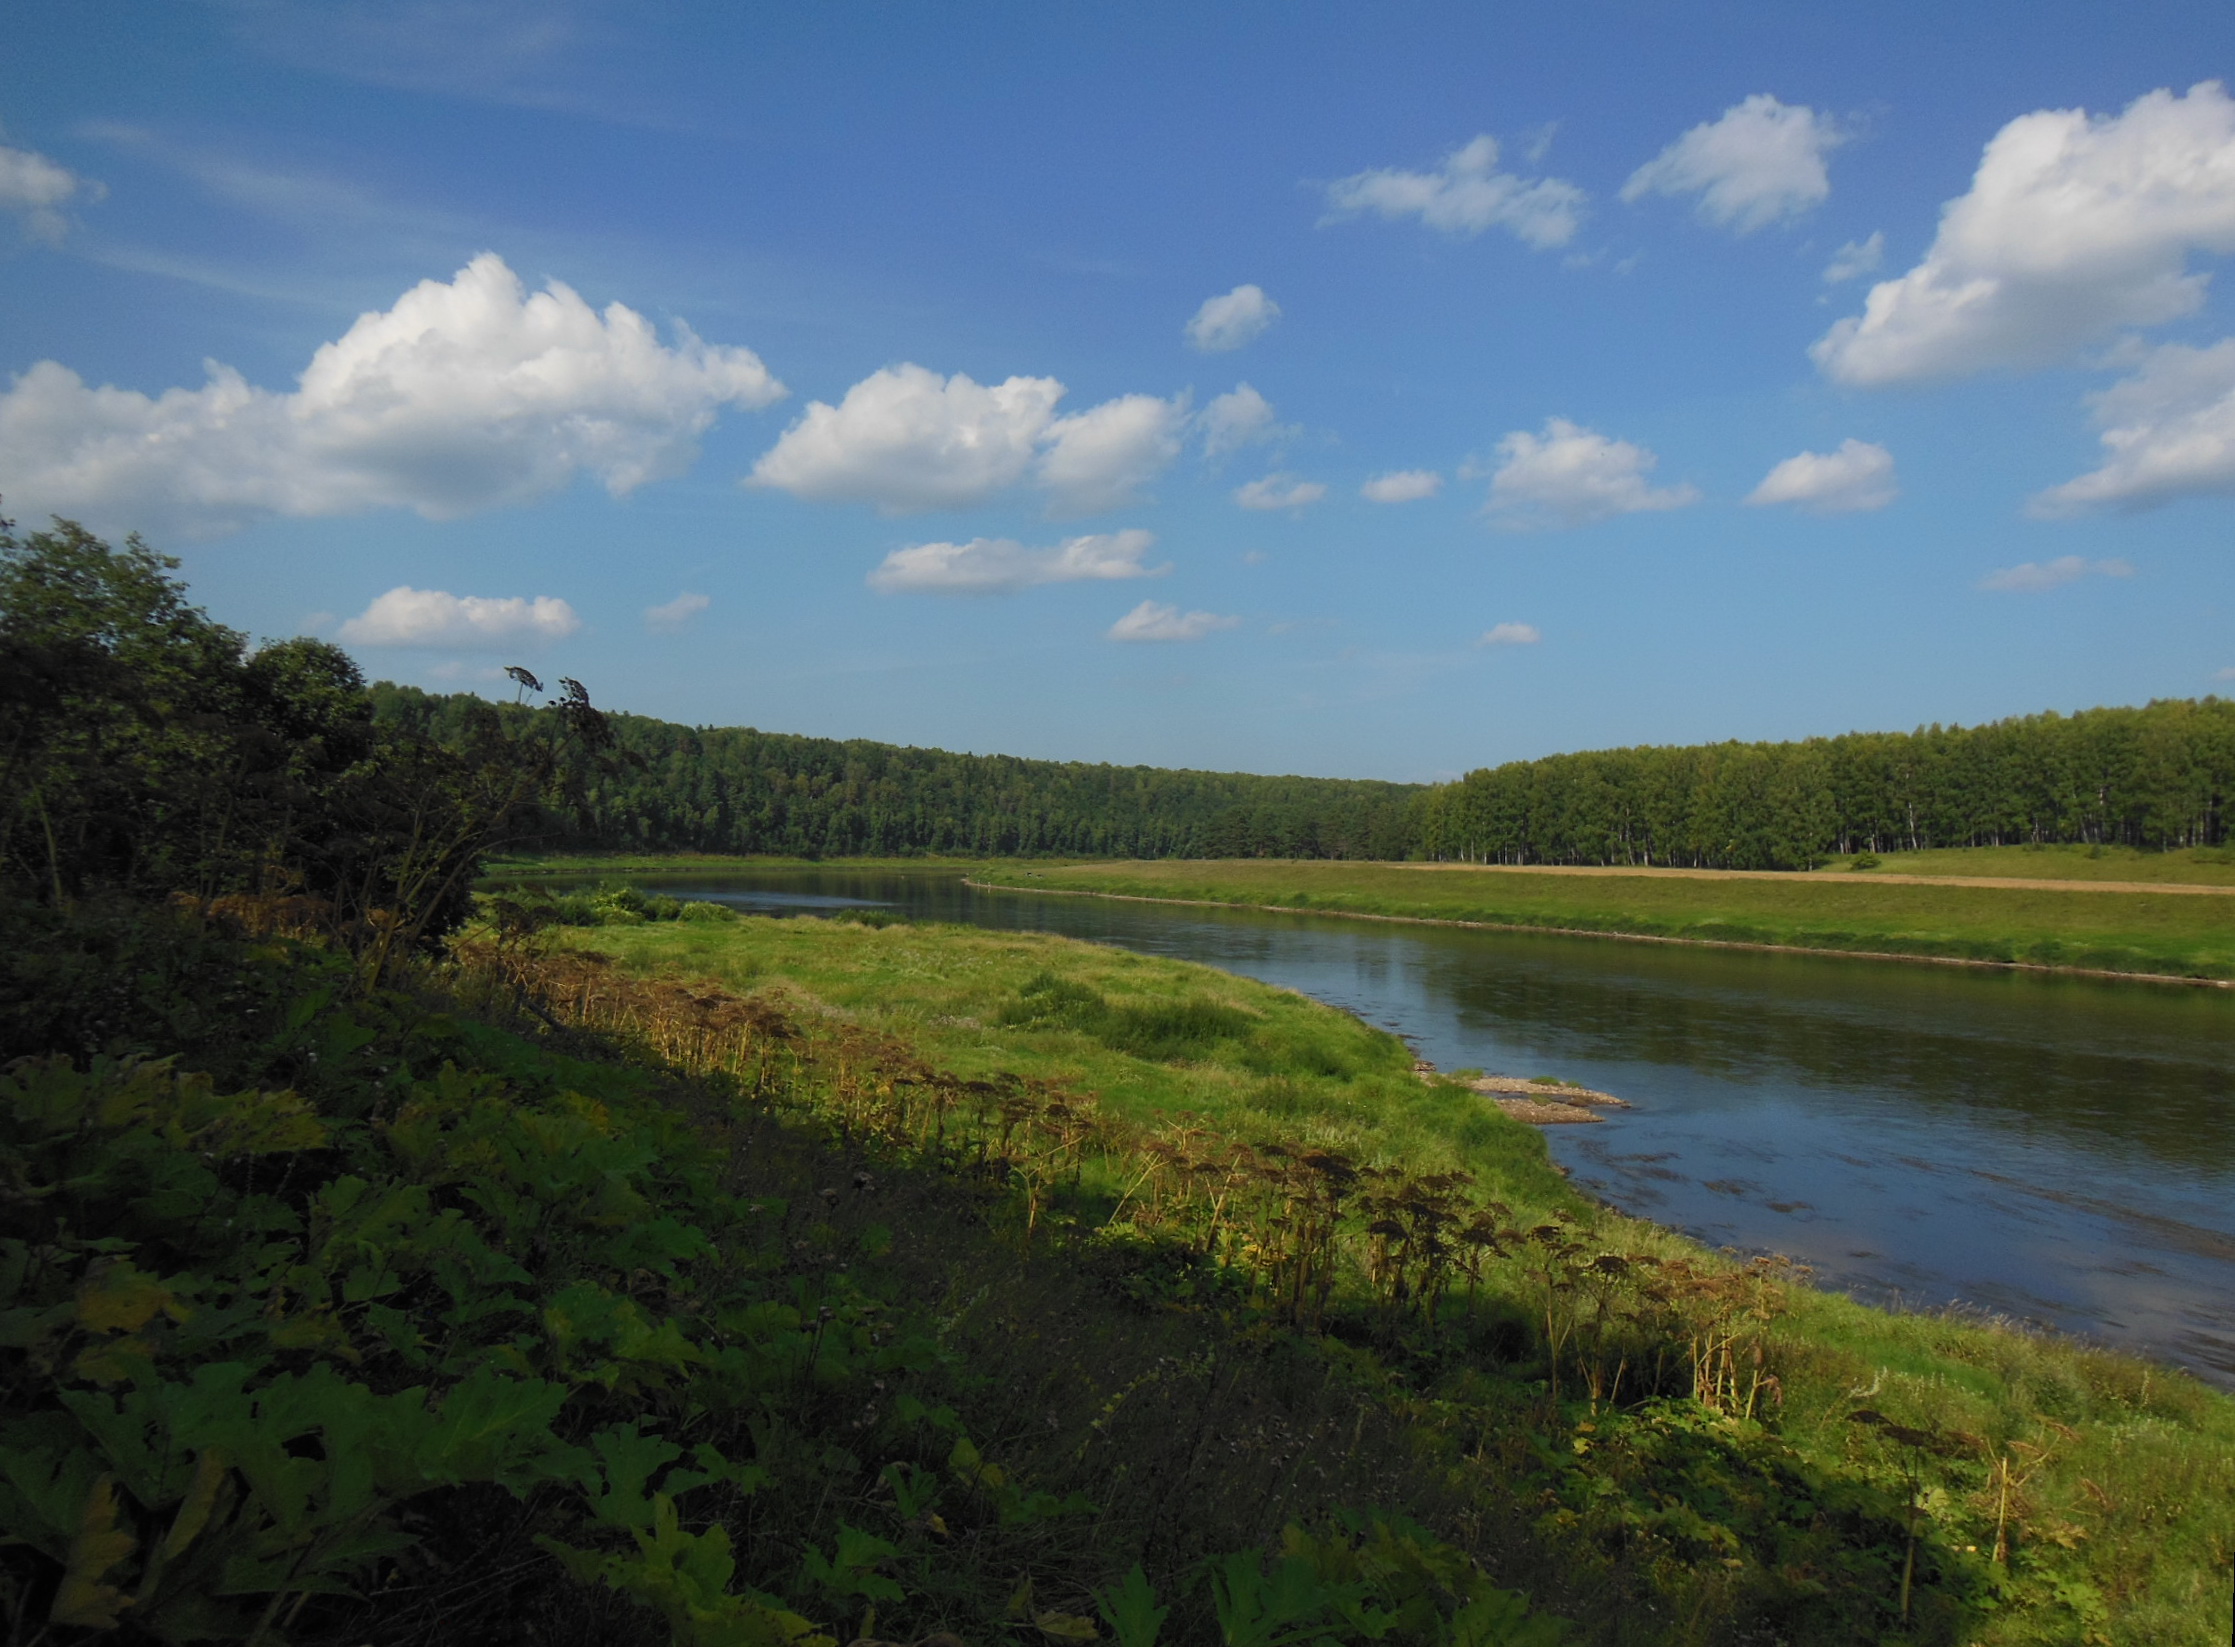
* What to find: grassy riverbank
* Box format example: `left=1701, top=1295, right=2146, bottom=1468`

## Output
left=491, top=844, right=2235, bottom=888
left=485, top=850, right=990, bottom=875
left=558, top=909, right=2235, bottom=1645
left=1831, top=843, right=2235, bottom=886
left=969, top=860, right=2235, bottom=981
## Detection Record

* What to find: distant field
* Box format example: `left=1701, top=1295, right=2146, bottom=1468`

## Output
left=488, top=842, right=2235, bottom=887
left=972, top=858, right=2235, bottom=981
left=1826, top=842, right=2235, bottom=885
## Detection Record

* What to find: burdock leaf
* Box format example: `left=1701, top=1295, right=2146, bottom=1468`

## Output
left=50, top=1474, right=137, bottom=1629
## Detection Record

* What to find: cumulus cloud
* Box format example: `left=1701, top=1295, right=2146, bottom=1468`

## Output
left=868, top=529, right=1165, bottom=595
left=1199, top=383, right=1283, bottom=460
left=644, top=591, right=710, bottom=631
left=2030, top=339, right=2235, bottom=513
left=1745, top=439, right=1898, bottom=513
left=749, top=364, right=1059, bottom=512
left=0, top=137, right=93, bottom=241
left=748, top=364, right=1184, bottom=515
left=1813, top=83, right=2235, bottom=385
left=1186, top=284, right=1280, bottom=351
left=1322, top=135, right=1586, bottom=249
left=1478, top=622, right=1541, bottom=646
left=1234, top=473, right=1327, bottom=510
left=1622, top=95, right=1844, bottom=232
left=1361, top=469, right=1442, bottom=503
left=0, top=253, right=784, bottom=536
left=1482, top=419, right=1699, bottom=530
left=1040, top=393, right=1189, bottom=514
left=1977, top=555, right=2134, bottom=592
left=1107, top=599, right=1239, bottom=642
left=337, top=585, right=581, bottom=648
left=1824, top=231, right=1885, bottom=283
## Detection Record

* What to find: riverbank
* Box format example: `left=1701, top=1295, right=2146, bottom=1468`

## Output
left=551, top=907, right=2235, bottom=1644
left=966, top=860, right=2235, bottom=984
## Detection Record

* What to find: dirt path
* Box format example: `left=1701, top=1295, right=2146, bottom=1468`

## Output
left=1376, top=861, right=2235, bottom=897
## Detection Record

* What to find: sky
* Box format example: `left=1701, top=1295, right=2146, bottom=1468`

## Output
left=2, top=2, right=2233, bottom=782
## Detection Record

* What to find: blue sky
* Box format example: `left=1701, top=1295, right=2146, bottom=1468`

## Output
left=3, top=1, right=2232, bottom=781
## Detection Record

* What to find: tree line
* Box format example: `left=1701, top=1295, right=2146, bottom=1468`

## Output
left=1417, top=699, right=2235, bottom=871
left=380, top=686, right=2234, bottom=872
left=371, top=684, right=1423, bottom=860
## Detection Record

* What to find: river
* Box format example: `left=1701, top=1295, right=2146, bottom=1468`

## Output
left=537, top=865, right=2235, bottom=1387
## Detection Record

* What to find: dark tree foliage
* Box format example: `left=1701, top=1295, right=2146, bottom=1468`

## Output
left=369, top=686, right=1425, bottom=860
left=1418, top=701, right=2235, bottom=870
left=0, top=519, right=372, bottom=904
left=0, top=519, right=616, bottom=963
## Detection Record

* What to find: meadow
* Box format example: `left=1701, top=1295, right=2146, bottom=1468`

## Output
left=543, top=903, right=2235, bottom=1646
left=965, top=858, right=2235, bottom=981
left=1830, top=842, right=2235, bottom=885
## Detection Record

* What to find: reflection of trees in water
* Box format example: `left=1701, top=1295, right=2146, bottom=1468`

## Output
left=1413, top=935, right=2232, bottom=1172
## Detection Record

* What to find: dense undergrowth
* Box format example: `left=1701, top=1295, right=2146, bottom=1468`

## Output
left=503, top=898, right=2235, bottom=1647
left=0, top=896, right=1579, bottom=1647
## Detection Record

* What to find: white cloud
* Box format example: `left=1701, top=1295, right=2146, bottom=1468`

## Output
left=1108, top=599, right=1239, bottom=642
left=1361, top=469, right=1442, bottom=503
left=1199, top=383, right=1282, bottom=459
left=2216, top=666, right=2235, bottom=681
left=2030, top=339, right=2235, bottom=513
left=1977, top=555, right=2134, bottom=592
left=0, top=253, right=784, bottom=536
left=337, top=585, right=582, bottom=648
left=1813, top=83, right=2235, bottom=385
left=644, top=591, right=710, bottom=631
left=748, top=364, right=1060, bottom=512
left=1234, top=472, right=1327, bottom=511
left=1039, top=392, right=1188, bottom=514
left=1322, top=135, right=1586, bottom=249
left=1482, top=418, right=1699, bottom=530
left=1478, top=622, right=1541, bottom=646
left=747, top=363, right=1183, bottom=515
left=0, top=138, right=93, bottom=242
left=1622, top=95, right=1844, bottom=232
left=1745, top=439, right=1898, bottom=513
left=1185, top=284, right=1280, bottom=352
left=1824, top=231, right=1885, bottom=283
left=868, top=529, right=1165, bottom=595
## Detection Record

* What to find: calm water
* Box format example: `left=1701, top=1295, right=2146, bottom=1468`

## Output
left=550, top=867, right=2235, bottom=1386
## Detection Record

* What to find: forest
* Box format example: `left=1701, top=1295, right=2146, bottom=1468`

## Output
left=381, top=685, right=2235, bottom=874
left=371, top=684, right=1423, bottom=861
left=1416, top=700, right=2235, bottom=870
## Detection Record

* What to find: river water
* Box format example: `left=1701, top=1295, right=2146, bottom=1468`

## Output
left=548, top=866, right=2235, bottom=1387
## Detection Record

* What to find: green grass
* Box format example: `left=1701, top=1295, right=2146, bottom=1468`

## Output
left=485, top=849, right=996, bottom=875
left=972, top=859, right=2235, bottom=980
left=566, top=910, right=2235, bottom=1646
left=559, top=913, right=1569, bottom=1207
left=1825, top=842, right=2235, bottom=885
